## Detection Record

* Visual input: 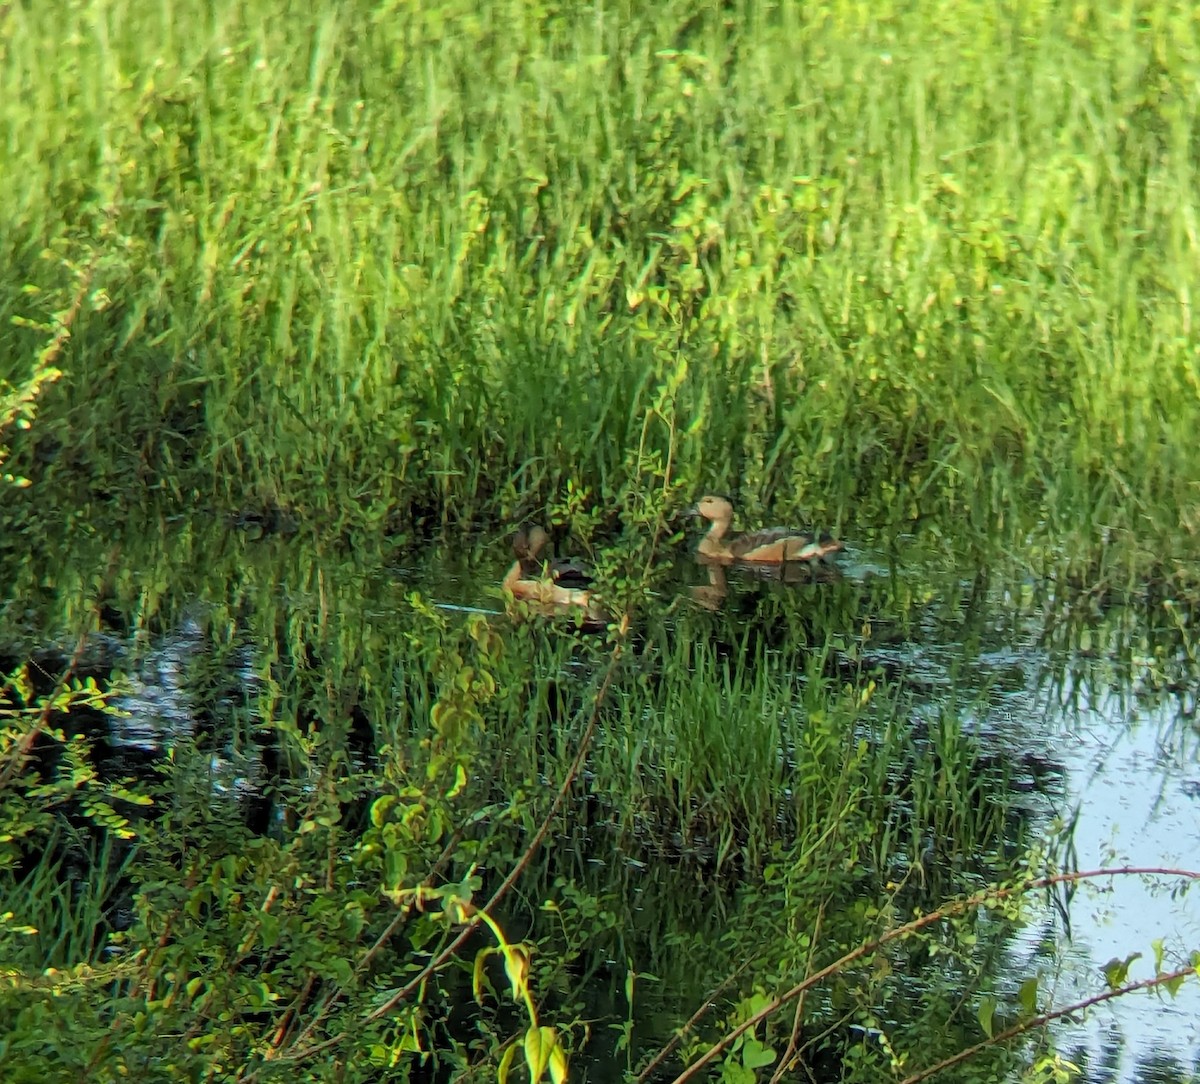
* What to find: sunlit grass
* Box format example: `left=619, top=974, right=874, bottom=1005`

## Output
left=1, top=0, right=1198, bottom=567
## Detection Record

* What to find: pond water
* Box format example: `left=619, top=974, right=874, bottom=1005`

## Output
left=1018, top=679, right=1200, bottom=1083
left=2, top=517, right=1197, bottom=1082
left=855, top=562, right=1200, bottom=1084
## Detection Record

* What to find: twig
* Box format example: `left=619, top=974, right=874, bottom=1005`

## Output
left=635, top=957, right=756, bottom=1082
left=372, top=633, right=625, bottom=1019
left=767, top=904, right=825, bottom=1084
left=897, top=964, right=1200, bottom=1084
left=668, top=867, right=1200, bottom=1083
left=278, top=628, right=628, bottom=1063
left=261, top=826, right=466, bottom=1066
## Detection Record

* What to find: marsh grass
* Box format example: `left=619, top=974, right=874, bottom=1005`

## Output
left=2, top=0, right=1200, bottom=567
left=0, top=825, right=134, bottom=970
left=6, top=1, right=1200, bottom=1064
left=0, top=507, right=1095, bottom=1081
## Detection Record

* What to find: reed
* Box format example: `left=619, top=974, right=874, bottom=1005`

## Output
left=3, top=0, right=1198, bottom=1076
left=2, top=0, right=1199, bottom=565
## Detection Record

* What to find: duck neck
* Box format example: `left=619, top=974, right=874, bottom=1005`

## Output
left=706, top=513, right=732, bottom=543
left=698, top=513, right=734, bottom=559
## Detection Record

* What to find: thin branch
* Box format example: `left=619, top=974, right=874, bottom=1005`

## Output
left=897, top=964, right=1200, bottom=1084
left=635, top=957, right=756, bottom=1083
left=366, top=634, right=625, bottom=1020
left=768, top=904, right=825, bottom=1084
left=667, top=867, right=1200, bottom=1083
left=0, top=538, right=122, bottom=793
left=277, top=628, right=628, bottom=1064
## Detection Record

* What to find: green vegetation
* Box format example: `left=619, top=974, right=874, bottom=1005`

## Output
left=0, top=571, right=1024, bottom=1082
left=3, top=0, right=1200, bottom=561
left=3, top=0, right=1200, bottom=1080
left=3, top=515, right=1197, bottom=1081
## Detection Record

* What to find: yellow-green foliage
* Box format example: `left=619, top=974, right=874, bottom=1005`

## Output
left=2, top=0, right=1199, bottom=550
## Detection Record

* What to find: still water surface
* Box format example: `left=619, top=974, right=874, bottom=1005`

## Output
left=857, top=559, right=1200, bottom=1084
left=3, top=524, right=1197, bottom=1081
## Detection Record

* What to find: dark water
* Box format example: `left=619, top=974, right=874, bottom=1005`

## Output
left=2, top=515, right=1197, bottom=1082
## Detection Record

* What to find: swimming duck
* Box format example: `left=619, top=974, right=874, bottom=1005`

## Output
left=503, top=526, right=605, bottom=623
left=512, top=526, right=592, bottom=589
left=688, top=495, right=843, bottom=564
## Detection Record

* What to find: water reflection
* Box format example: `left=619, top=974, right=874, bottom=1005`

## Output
left=1022, top=682, right=1200, bottom=1084
left=1, top=512, right=1198, bottom=1082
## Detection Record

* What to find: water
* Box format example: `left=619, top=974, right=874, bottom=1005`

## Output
left=1025, top=683, right=1200, bottom=1083
left=690, top=557, right=1200, bottom=1082
left=900, top=584, right=1199, bottom=1083
left=1, top=522, right=1197, bottom=1082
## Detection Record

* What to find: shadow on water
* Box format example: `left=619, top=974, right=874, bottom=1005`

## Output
left=1, top=508, right=1198, bottom=1082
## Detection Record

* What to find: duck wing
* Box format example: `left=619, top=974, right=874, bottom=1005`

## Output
left=549, top=556, right=592, bottom=589
left=730, top=527, right=843, bottom=563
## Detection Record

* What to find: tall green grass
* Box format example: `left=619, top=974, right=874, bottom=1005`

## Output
left=0, top=493, right=1119, bottom=1080
left=3, top=0, right=1200, bottom=559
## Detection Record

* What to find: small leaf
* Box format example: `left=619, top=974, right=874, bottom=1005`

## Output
left=448, top=762, right=467, bottom=799
left=1102, top=952, right=1141, bottom=989
left=549, top=1040, right=568, bottom=1083
left=370, top=795, right=396, bottom=827
left=524, top=1024, right=553, bottom=1081
left=473, top=948, right=491, bottom=1005
left=1017, top=976, right=1039, bottom=1017
left=1152, top=939, right=1165, bottom=974
left=504, top=944, right=531, bottom=1000
left=741, top=1036, right=776, bottom=1070
left=977, top=995, right=996, bottom=1039
left=497, top=1042, right=517, bottom=1084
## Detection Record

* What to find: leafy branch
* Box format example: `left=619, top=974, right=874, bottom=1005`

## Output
left=656, top=867, right=1200, bottom=1083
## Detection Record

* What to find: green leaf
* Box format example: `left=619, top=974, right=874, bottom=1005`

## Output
left=497, top=1042, right=517, bottom=1084
left=448, top=762, right=467, bottom=799
left=504, top=945, right=530, bottom=1000
left=549, top=1040, right=568, bottom=1084
left=1017, top=976, right=1038, bottom=1017
left=523, top=1024, right=554, bottom=1081
left=741, top=1036, right=776, bottom=1070
left=1102, top=952, right=1141, bottom=989
left=370, top=795, right=396, bottom=827
left=473, top=948, right=491, bottom=1005
left=977, top=994, right=996, bottom=1038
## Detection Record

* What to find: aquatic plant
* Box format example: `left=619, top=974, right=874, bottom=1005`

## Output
left=653, top=867, right=1200, bottom=1084
left=3, top=0, right=1200, bottom=1079
left=2, top=0, right=1199, bottom=569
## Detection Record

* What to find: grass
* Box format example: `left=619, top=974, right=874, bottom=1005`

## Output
left=2, top=0, right=1200, bottom=565
left=0, top=514, right=1036, bottom=1078
left=3, top=1, right=1200, bottom=1078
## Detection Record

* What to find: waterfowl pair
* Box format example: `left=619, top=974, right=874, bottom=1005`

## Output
left=688, top=495, right=842, bottom=564
left=502, top=526, right=605, bottom=624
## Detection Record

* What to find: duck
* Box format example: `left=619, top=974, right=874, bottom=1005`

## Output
left=687, top=495, right=843, bottom=564
left=512, top=526, right=592, bottom=589
left=502, top=526, right=606, bottom=624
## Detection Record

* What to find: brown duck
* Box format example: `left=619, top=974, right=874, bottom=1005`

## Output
left=688, top=495, right=843, bottom=564
left=502, top=526, right=605, bottom=622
